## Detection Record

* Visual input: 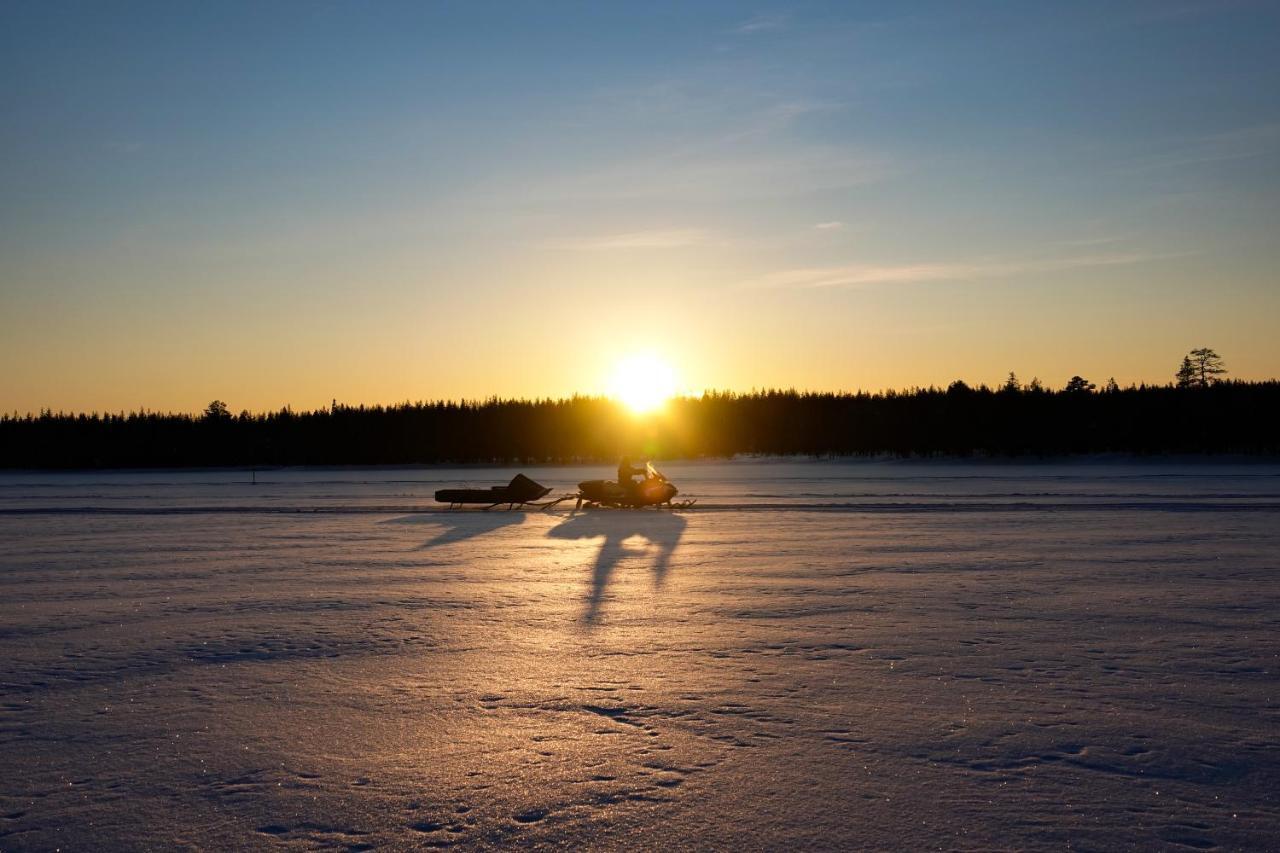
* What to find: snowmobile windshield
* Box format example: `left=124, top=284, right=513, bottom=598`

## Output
left=646, top=462, right=666, bottom=481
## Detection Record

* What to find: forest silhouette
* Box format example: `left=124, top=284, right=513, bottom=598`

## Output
left=4, top=376, right=1277, bottom=469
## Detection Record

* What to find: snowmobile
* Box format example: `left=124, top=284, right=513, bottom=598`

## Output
left=574, top=462, right=695, bottom=510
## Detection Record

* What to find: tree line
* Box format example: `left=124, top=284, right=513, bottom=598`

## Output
left=3, top=350, right=1276, bottom=468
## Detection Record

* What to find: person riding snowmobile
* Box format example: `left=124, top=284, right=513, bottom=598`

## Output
left=617, top=456, right=648, bottom=495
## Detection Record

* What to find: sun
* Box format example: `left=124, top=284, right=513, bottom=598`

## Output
left=607, top=354, right=678, bottom=414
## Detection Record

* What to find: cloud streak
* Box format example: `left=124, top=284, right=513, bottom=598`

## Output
left=549, top=228, right=715, bottom=251
left=1116, top=122, right=1280, bottom=174
left=752, top=252, right=1176, bottom=289
left=734, top=13, right=787, bottom=34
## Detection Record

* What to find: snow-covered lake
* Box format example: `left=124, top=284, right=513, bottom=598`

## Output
left=3, top=459, right=1278, bottom=849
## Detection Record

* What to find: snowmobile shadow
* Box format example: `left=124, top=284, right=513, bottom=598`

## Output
left=546, top=511, right=687, bottom=624
left=385, top=511, right=527, bottom=549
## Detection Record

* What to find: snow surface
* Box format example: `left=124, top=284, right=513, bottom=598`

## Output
left=2, top=459, right=1278, bottom=850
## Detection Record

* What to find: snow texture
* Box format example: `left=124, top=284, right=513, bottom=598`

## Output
left=2, top=459, right=1278, bottom=850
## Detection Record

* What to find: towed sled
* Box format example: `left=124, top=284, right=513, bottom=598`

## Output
left=435, top=473, right=553, bottom=509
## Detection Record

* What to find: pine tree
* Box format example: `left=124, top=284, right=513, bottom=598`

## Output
left=1189, top=348, right=1226, bottom=387
left=1064, top=376, right=1096, bottom=394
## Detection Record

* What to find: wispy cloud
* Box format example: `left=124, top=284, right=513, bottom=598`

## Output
left=814, top=221, right=844, bottom=230
left=461, top=83, right=886, bottom=214
left=511, top=145, right=889, bottom=206
left=550, top=228, right=716, bottom=251
left=1051, top=235, right=1128, bottom=248
left=1117, top=123, right=1280, bottom=174
left=751, top=251, right=1175, bottom=289
left=734, top=13, right=787, bottom=34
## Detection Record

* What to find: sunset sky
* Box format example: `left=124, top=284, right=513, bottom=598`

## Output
left=3, top=1, right=1278, bottom=414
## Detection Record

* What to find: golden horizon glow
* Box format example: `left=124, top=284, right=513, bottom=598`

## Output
left=607, top=354, right=679, bottom=414
left=3, top=6, right=1280, bottom=416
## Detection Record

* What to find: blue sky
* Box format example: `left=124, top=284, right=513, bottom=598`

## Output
left=2, top=1, right=1278, bottom=411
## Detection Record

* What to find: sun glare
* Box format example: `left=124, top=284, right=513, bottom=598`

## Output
left=607, top=354, right=678, bottom=414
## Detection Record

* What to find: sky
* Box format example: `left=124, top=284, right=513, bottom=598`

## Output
left=2, top=0, right=1279, bottom=414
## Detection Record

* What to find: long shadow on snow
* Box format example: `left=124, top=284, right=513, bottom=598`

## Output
left=384, top=511, right=527, bottom=548
left=547, top=510, right=687, bottom=624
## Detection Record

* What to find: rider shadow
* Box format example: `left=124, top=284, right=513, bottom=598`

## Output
left=546, top=511, right=687, bottom=624
left=384, top=511, right=527, bottom=549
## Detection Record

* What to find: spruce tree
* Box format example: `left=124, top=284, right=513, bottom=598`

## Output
left=1176, top=356, right=1196, bottom=388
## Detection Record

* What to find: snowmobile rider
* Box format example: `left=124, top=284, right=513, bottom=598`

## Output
left=617, top=456, right=648, bottom=493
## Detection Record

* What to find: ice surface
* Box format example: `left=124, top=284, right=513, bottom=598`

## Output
left=2, top=460, right=1278, bottom=849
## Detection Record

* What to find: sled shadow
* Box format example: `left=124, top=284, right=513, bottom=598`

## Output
left=385, top=511, right=527, bottom=549
left=546, top=511, right=687, bottom=624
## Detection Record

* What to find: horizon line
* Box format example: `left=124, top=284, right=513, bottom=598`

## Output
left=6, top=377, right=1275, bottom=419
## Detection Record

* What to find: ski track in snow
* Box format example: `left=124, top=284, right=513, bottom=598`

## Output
left=1, top=460, right=1278, bottom=850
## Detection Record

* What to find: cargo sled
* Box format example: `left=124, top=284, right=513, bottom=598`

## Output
left=434, top=473, right=553, bottom=509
